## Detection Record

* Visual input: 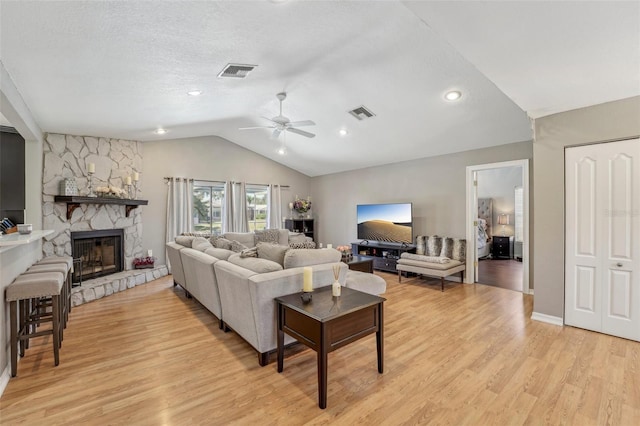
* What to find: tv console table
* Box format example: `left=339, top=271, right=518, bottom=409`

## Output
left=351, top=241, right=415, bottom=273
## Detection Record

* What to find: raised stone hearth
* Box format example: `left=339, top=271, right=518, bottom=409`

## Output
left=71, top=265, right=168, bottom=307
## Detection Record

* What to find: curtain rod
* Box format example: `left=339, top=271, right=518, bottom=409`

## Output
left=164, top=177, right=289, bottom=188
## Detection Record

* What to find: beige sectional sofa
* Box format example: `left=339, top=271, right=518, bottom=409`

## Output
left=166, top=231, right=386, bottom=366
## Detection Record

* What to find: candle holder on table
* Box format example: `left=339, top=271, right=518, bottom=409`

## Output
left=87, top=171, right=97, bottom=197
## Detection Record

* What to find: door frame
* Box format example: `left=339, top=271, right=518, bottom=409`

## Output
left=465, top=159, right=530, bottom=293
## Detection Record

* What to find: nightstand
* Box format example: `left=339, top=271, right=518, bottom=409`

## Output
left=492, top=236, right=514, bottom=259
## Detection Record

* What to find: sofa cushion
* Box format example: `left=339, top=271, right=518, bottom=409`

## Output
left=400, top=253, right=450, bottom=263
left=288, top=232, right=308, bottom=244
left=227, top=253, right=283, bottom=273
left=214, top=238, right=233, bottom=250
left=397, top=258, right=463, bottom=270
left=191, top=237, right=213, bottom=252
left=175, top=235, right=195, bottom=247
left=283, top=248, right=341, bottom=269
left=203, top=247, right=234, bottom=260
left=345, top=270, right=386, bottom=295
left=223, top=232, right=256, bottom=248
left=256, top=242, right=289, bottom=266
left=254, top=229, right=281, bottom=245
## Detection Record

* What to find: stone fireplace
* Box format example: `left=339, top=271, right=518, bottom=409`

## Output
left=71, top=229, right=124, bottom=282
left=42, top=133, right=144, bottom=270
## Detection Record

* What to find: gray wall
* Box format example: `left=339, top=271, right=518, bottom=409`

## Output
left=532, top=96, right=640, bottom=319
left=477, top=166, right=522, bottom=237
left=141, top=135, right=312, bottom=265
left=310, top=140, right=533, bottom=248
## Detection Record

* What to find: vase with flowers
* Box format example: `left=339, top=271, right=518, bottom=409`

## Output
left=293, top=196, right=312, bottom=218
left=336, top=245, right=352, bottom=262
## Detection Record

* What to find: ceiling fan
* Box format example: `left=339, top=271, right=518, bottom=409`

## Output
left=239, top=92, right=316, bottom=139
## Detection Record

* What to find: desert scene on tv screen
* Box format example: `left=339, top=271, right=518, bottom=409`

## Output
left=358, top=220, right=412, bottom=244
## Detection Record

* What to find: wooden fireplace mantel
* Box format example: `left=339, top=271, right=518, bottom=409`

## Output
left=54, top=196, right=149, bottom=220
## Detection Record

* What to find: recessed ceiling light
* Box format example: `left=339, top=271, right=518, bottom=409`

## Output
left=154, top=128, right=167, bottom=135
left=277, top=146, right=287, bottom=155
left=445, top=91, right=462, bottom=101
left=339, top=129, right=348, bottom=136
left=187, top=90, right=203, bottom=96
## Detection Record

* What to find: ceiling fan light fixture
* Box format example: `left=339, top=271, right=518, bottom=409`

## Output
left=154, top=128, right=168, bottom=135
left=445, top=90, right=462, bottom=101
left=187, top=90, right=203, bottom=96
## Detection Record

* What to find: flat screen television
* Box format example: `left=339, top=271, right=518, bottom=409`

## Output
left=357, top=203, right=413, bottom=244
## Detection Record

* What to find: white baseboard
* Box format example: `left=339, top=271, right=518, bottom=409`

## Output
left=0, top=364, right=11, bottom=398
left=531, top=311, right=564, bottom=326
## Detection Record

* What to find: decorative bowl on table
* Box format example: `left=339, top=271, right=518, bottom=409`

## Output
left=17, top=224, right=32, bottom=234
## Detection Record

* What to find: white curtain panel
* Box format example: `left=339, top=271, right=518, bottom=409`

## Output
left=165, top=177, right=193, bottom=270
left=165, top=177, right=194, bottom=242
left=267, top=184, right=282, bottom=229
left=222, top=181, right=249, bottom=233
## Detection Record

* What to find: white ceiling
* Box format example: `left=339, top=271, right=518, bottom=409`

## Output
left=0, top=1, right=637, bottom=176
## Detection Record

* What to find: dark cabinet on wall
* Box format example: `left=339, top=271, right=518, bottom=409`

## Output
left=284, top=218, right=315, bottom=241
left=0, top=128, right=26, bottom=225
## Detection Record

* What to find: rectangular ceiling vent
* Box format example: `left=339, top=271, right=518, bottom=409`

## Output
left=218, top=63, right=257, bottom=79
left=348, top=105, right=375, bottom=121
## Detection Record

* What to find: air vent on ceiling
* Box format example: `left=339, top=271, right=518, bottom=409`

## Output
left=218, top=63, right=257, bottom=79
left=348, top=105, right=375, bottom=121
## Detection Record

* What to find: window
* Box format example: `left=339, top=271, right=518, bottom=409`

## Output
left=193, top=181, right=225, bottom=235
left=246, top=184, right=268, bottom=232
left=514, top=186, right=524, bottom=242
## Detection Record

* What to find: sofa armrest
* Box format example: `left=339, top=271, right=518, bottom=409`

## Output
left=247, top=262, right=347, bottom=353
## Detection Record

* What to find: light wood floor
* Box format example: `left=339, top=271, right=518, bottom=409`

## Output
left=1, top=273, right=639, bottom=425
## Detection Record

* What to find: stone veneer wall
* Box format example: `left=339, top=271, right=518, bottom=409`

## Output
left=42, top=133, right=144, bottom=269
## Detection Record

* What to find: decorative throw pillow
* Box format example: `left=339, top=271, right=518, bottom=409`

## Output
left=175, top=236, right=195, bottom=247
left=452, top=238, right=466, bottom=262
left=214, top=238, right=233, bottom=250
left=256, top=242, right=289, bottom=266
left=240, top=246, right=258, bottom=258
left=230, top=240, right=249, bottom=253
left=426, top=236, right=442, bottom=257
left=289, top=241, right=317, bottom=249
left=254, top=229, right=281, bottom=245
left=440, top=237, right=454, bottom=259
left=415, top=235, right=426, bottom=255
left=209, top=235, right=221, bottom=246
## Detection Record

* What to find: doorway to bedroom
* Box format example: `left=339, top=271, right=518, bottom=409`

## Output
left=465, top=159, right=530, bottom=293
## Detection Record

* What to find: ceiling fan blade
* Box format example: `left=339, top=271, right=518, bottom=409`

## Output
left=286, top=127, right=316, bottom=138
left=272, top=128, right=282, bottom=139
left=239, top=125, right=276, bottom=130
left=260, top=116, right=279, bottom=124
left=287, top=120, right=315, bottom=127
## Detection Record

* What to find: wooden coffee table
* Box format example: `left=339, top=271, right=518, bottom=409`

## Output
left=344, top=254, right=374, bottom=273
left=276, top=286, right=385, bottom=409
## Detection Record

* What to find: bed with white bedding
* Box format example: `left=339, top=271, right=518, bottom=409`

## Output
left=477, top=198, right=493, bottom=259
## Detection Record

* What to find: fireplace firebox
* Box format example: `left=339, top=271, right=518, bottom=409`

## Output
left=71, top=229, right=124, bottom=283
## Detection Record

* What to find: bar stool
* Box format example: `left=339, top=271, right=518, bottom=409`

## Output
left=6, top=271, right=64, bottom=377
left=23, top=263, right=70, bottom=338
left=36, top=256, right=74, bottom=311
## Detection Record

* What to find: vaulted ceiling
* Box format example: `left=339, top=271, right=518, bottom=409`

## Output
left=1, top=1, right=638, bottom=176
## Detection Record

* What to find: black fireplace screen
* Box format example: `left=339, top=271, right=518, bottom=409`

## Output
left=71, top=229, right=124, bottom=283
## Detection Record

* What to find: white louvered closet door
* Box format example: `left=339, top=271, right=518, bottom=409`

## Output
left=565, top=138, right=640, bottom=341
